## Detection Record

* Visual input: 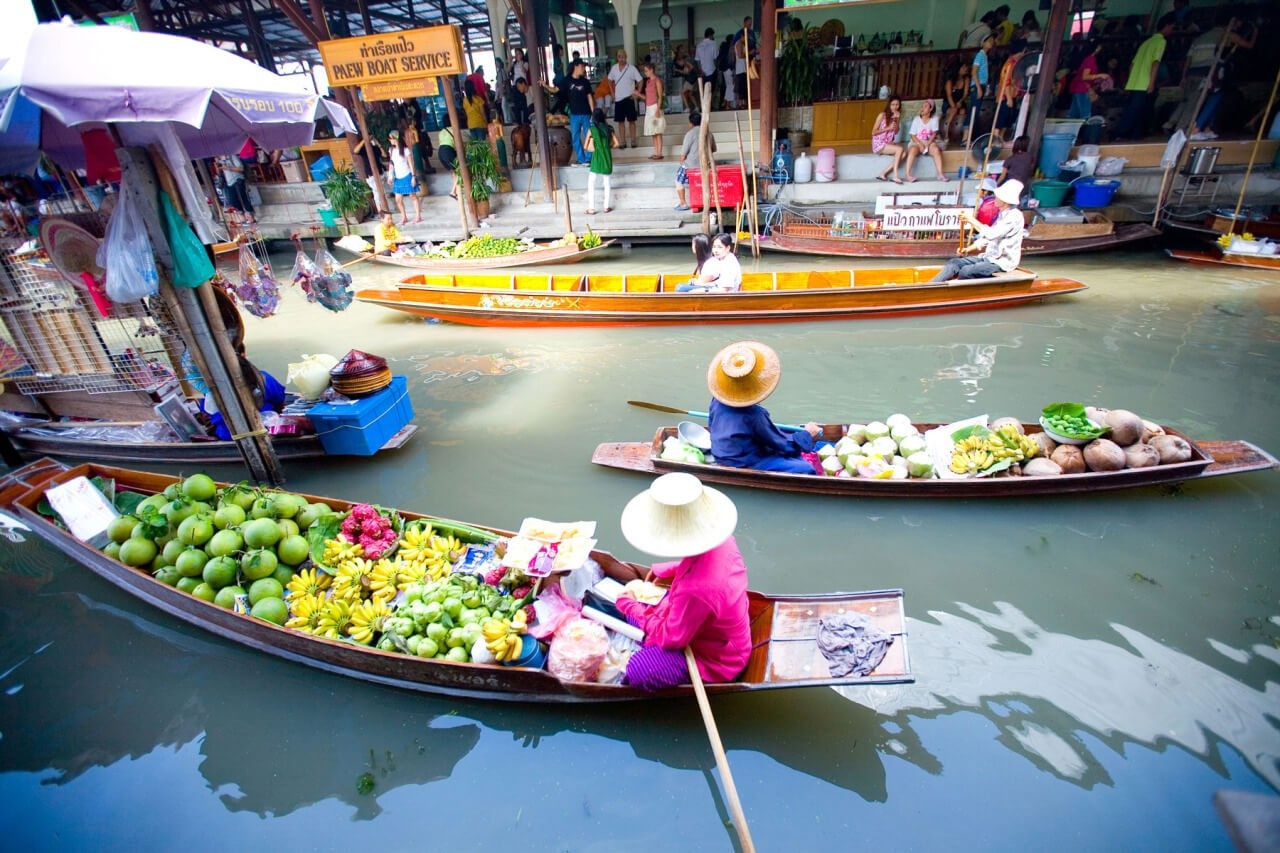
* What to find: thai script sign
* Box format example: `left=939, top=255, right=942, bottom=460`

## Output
left=318, top=26, right=463, bottom=87
left=881, top=206, right=964, bottom=231
left=362, top=77, right=440, bottom=102
left=222, top=89, right=317, bottom=122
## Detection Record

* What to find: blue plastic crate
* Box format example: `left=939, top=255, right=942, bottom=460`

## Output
left=307, top=375, right=413, bottom=456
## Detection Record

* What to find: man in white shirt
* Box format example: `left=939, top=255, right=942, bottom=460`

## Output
left=607, top=50, right=644, bottom=148
left=695, top=28, right=718, bottom=87
left=930, top=181, right=1024, bottom=280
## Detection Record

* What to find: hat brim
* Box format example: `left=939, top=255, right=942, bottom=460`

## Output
left=620, top=481, right=738, bottom=559
left=41, top=218, right=104, bottom=290
left=707, top=340, right=781, bottom=407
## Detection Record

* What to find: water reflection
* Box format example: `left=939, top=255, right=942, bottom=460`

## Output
left=837, top=602, right=1280, bottom=789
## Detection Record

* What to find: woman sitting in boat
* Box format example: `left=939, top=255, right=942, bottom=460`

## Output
left=706, top=340, right=822, bottom=474
left=976, top=177, right=1000, bottom=226
left=931, top=180, right=1025, bottom=281
left=615, top=472, right=751, bottom=690
left=704, top=233, right=742, bottom=292
left=675, top=233, right=714, bottom=292
left=374, top=211, right=407, bottom=255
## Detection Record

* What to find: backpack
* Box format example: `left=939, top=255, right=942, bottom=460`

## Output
left=717, top=40, right=733, bottom=72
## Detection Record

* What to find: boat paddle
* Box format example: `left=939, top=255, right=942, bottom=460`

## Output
left=684, top=647, right=755, bottom=853
left=626, top=400, right=804, bottom=432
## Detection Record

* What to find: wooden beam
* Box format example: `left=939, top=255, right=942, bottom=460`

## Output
left=1025, top=0, right=1073, bottom=155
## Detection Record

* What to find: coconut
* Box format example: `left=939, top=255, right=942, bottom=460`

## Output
left=1051, top=444, right=1086, bottom=474
left=1141, top=419, right=1166, bottom=443
left=1084, top=405, right=1108, bottom=425
left=821, top=455, right=844, bottom=476
left=1151, top=433, right=1193, bottom=464
left=864, top=421, right=890, bottom=441
left=1083, top=438, right=1125, bottom=472
left=846, top=423, right=869, bottom=443
left=906, top=452, right=935, bottom=478
left=898, top=433, right=928, bottom=457
left=1102, top=409, right=1144, bottom=447
left=1123, top=442, right=1160, bottom=469
left=869, top=435, right=899, bottom=459
left=1023, top=458, right=1063, bottom=476
left=885, top=413, right=913, bottom=431
left=1029, top=432, right=1057, bottom=457
left=990, top=416, right=1024, bottom=435
left=833, top=435, right=861, bottom=458
left=890, top=422, right=919, bottom=445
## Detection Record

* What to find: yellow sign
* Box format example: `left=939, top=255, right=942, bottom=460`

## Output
left=363, top=77, right=440, bottom=102
left=318, top=26, right=463, bottom=87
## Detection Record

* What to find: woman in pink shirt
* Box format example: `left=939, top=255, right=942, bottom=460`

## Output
left=615, top=472, right=751, bottom=690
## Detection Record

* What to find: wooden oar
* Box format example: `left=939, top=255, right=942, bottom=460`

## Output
left=685, top=647, right=755, bottom=852
left=627, top=400, right=802, bottom=431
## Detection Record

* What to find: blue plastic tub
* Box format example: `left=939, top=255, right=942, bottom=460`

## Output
left=1038, top=134, right=1075, bottom=179
left=1072, top=178, right=1121, bottom=208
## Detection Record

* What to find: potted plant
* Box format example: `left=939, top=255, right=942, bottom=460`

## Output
left=779, top=22, right=821, bottom=107
left=320, top=164, right=372, bottom=232
left=456, top=138, right=500, bottom=220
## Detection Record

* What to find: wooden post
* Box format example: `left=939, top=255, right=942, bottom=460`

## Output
left=444, top=90, right=475, bottom=237
left=1023, top=0, right=1072, bottom=156
left=699, top=81, right=713, bottom=231
left=117, top=147, right=282, bottom=484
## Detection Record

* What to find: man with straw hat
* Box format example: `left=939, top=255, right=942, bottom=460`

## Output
left=616, top=472, right=751, bottom=690
left=706, top=341, right=823, bottom=473
left=930, top=179, right=1025, bottom=282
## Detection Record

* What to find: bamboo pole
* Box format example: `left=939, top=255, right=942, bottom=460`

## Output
left=685, top=648, right=754, bottom=853
left=742, top=25, right=761, bottom=259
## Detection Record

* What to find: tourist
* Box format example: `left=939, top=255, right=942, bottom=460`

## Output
left=998, top=135, right=1034, bottom=189
left=216, top=151, right=255, bottom=225
left=943, top=63, right=971, bottom=142
left=718, top=35, right=737, bottom=110
left=1112, top=14, right=1176, bottom=141
left=992, top=5, right=1015, bottom=46
left=384, top=130, right=421, bottom=225
left=1019, top=11, right=1043, bottom=44
left=641, top=61, right=666, bottom=160
left=583, top=108, right=618, bottom=215
left=969, top=31, right=997, bottom=140
left=695, top=28, right=718, bottom=105
left=871, top=96, right=906, bottom=183
left=566, top=61, right=595, bottom=166
left=462, top=79, right=487, bottom=141
left=614, top=472, right=751, bottom=691
left=437, top=125, right=458, bottom=198
left=1187, top=11, right=1257, bottom=140
left=607, top=50, right=644, bottom=149
left=904, top=99, right=948, bottom=183
left=705, top=233, right=742, bottom=292
left=992, top=40, right=1029, bottom=146
left=465, top=66, right=490, bottom=105
left=1067, top=39, right=1110, bottom=119
left=959, top=12, right=995, bottom=49
left=930, top=180, right=1025, bottom=281
left=510, top=78, right=531, bottom=126
left=675, top=234, right=715, bottom=292
left=705, top=340, right=823, bottom=474
left=673, top=45, right=698, bottom=112
left=674, top=110, right=717, bottom=211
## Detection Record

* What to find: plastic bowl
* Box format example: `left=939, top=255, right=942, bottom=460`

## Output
left=1038, top=417, right=1102, bottom=446
left=677, top=420, right=712, bottom=450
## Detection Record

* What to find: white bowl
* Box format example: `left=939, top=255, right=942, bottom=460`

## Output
left=677, top=420, right=712, bottom=451
left=1038, top=417, right=1101, bottom=446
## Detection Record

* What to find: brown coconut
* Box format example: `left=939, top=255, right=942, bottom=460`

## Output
left=1151, top=434, right=1193, bottom=464
left=1141, top=420, right=1166, bottom=443
left=1029, top=431, right=1058, bottom=457
left=1102, top=409, right=1144, bottom=447
left=1023, top=458, right=1064, bottom=476
left=1051, top=444, right=1086, bottom=474
left=1123, top=442, right=1160, bottom=469
left=1083, top=438, right=1125, bottom=472
left=1084, top=405, right=1108, bottom=425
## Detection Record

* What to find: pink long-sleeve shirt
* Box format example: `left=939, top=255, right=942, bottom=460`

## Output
left=615, top=536, right=752, bottom=683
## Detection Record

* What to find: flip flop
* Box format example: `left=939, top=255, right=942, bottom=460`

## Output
left=891, top=177, right=903, bottom=184
left=604, top=208, right=613, bottom=213
left=585, top=209, right=597, bottom=215
left=904, top=177, right=917, bottom=183
left=875, top=175, right=887, bottom=182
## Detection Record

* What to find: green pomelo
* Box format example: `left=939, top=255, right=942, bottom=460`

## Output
left=213, top=503, right=246, bottom=530
left=102, top=541, right=121, bottom=560
left=191, top=582, right=218, bottom=602
left=107, top=515, right=140, bottom=544
left=271, top=564, right=296, bottom=588
left=240, top=548, right=278, bottom=581
left=206, top=528, right=244, bottom=558
left=174, top=547, right=209, bottom=578
left=118, top=537, right=157, bottom=567
left=202, top=554, right=238, bottom=588
left=177, top=514, right=215, bottom=547
left=250, top=596, right=288, bottom=625
left=154, top=566, right=182, bottom=587
left=181, top=473, right=217, bottom=502
left=214, top=585, right=246, bottom=609
left=276, top=534, right=310, bottom=566
left=241, top=517, right=281, bottom=550
left=248, top=577, right=284, bottom=605
left=176, top=576, right=202, bottom=594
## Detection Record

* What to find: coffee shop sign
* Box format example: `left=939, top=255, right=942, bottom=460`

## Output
left=318, top=26, right=464, bottom=86
left=881, top=207, right=963, bottom=231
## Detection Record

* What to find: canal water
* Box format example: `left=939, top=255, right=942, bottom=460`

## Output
left=1, top=243, right=1277, bottom=850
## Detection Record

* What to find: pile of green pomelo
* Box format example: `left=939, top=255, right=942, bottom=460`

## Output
left=104, top=474, right=333, bottom=625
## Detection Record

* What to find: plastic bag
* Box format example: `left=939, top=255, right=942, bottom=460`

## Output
left=233, top=241, right=279, bottom=318
left=159, top=191, right=215, bottom=288
left=596, top=632, right=641, bottom=684
left=311, top=244, right=354, bottom=312
left=290, top=237, right=321, bottom=300
left=286, top=353, right=337, bottom=400
left=547, top=617, right=610, bottom=682
left=529, top=583, right=582, bottom=640
left=96, top=178, right=159, bottom=302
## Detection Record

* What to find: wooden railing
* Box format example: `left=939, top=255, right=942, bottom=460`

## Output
left=815, top=48, right=972, bottom=103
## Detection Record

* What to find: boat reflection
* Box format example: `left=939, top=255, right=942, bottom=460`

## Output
left=836, top=601, right=1280, bottom=790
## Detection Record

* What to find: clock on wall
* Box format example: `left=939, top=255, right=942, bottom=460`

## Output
left=658, top=11, right=673, bottom=31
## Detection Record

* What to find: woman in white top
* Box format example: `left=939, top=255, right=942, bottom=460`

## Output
left=385, top=129, right=422, bottom=224
left=705, top=233, right=742, bottom=292
left=903, top=99, right=948, bottom=183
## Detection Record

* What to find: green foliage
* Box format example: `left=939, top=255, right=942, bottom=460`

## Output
left=455, top=139, right=500, bottom=203
left=780, top=26, right=821, bottom=106
left=321, top=165, right=372, bottom=229
left=365, top=111, right=397, bottom=149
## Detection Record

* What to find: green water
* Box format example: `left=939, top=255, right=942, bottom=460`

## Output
left=0, top=245, right=1276, bottom=850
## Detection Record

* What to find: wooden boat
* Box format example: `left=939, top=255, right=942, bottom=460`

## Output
left=763, top=208, right=1160, bottom=259
left=354, top=266, right=1087, bottom=327
left=591, top=424, right=1278, bottom=498
left=1, top=459, right=912, bottom=702
left=1165, top=247, right=1280, bottom=271
left=361, top=239, right=616, bottom=271
left=0, top=422, right=418, bottom=464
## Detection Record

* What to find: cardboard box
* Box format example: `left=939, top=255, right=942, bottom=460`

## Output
left=281, top=159, right=309, bottom=183
left=306, top=375, right=414, bottom=456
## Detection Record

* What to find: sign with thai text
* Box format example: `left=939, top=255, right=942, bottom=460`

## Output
left=362, top=77, right=440, bottom=102
left=881, top=206, right=964, bottom=231
left=221, top=89, right=318, bottom=122
left=318, top=26, right=464, bottom=87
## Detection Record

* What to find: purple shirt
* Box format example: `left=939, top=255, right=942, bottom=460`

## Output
left=615, top=536, right=751, bottom=682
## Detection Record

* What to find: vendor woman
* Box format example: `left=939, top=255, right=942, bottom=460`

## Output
left=706, top=340, right=822, bottom=473
left=616, top=472, right=751, bottom=690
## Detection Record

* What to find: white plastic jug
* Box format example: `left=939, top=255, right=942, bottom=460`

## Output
left=815, top=148, right=836, bottom=182
left=793, top=152, right=813, bottom=183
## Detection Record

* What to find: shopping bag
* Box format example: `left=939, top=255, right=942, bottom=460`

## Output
left=159, top=191, right=215, bottom=288
left=96, top=178, right=159, bottom=302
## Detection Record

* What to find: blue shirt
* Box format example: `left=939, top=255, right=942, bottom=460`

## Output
left=707, top=399, right=814, bottom=469
left=972, top=50, right=989, bottom=88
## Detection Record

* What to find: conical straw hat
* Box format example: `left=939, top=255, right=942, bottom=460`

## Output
left=706, top=340, right=781, bottom=407
left=620, top=472, right=737, bottom=559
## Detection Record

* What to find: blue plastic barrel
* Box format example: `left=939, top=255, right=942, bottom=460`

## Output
left=1038, top=134, right=1075, bottom=179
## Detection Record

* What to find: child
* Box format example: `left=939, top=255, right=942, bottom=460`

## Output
left=675, top=111, right=717, bottom=211
left=584, top=108, right=618, bottom=215
left=374, top=211, right=405, bottom=255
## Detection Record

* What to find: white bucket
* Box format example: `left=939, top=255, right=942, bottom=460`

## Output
left=793, top=152, right=813, bottom=183
left=815, top=148, right=836, bottom=182
left=1076, top=144, right=1100, bottom=176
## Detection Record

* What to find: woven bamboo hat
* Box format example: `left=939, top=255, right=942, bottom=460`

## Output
left=706, top=340, right=781, bottom=407
left=620, top=472, right=738, bottom=559
left=41, top=218, right=103, bottom=289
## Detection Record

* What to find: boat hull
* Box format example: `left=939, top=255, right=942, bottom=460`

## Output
left=591, top=425, right=1278, bottom=498
left=355, top=267, right=1086, bottom=327
left=366, top=240, right=615, bottom=271
left=1166, top=248, right=1280, bottom=270
left=4, top=461, right=912, bottom=702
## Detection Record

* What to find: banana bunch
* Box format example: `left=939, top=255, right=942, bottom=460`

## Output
left=285, top=567, right=331, bottom=601
left=951, top=427, right=1042, bottom=474
left=395, top=524, right=436, bottom=564
left=332, top=556, right=377, bottom=602
left=483, top=610, right=529, bottom=662
left=316, top=598, right=354, bottom=640
left=950, top=435, right=994, bottom=474
left=348, top=599, right=393, bottom=645
left=991, top=424, right=1041, bottom=461
left=322, top=534, right=364, bottom=566
left=285, top=592, right=327, bottom=633
left=367, top=559, right=400, bottom=602
left=423, top=533, right=464, bottom=580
